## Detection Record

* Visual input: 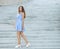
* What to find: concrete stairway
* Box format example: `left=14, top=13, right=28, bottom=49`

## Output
left=0, top=0, right=60, bottom=49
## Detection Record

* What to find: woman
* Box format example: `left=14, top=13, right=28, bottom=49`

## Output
left=15, top=6, right=31, bottom=48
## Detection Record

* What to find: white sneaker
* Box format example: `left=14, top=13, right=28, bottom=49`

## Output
left=15, top=45, right=21, bottom=48
left=26, top=43, right=31, bottom=48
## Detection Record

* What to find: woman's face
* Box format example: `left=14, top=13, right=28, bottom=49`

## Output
left=20, top=7, right=22, bottom=12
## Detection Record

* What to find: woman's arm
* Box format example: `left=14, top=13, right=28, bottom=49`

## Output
left=22, top=13, right=24, bottom=30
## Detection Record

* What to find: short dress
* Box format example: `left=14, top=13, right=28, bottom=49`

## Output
left=16, top=13, right=25, bottom=32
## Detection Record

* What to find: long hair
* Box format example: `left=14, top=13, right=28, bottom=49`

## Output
left=18, top=6, right=26, bottom=18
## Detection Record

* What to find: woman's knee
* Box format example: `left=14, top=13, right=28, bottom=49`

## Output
left=20, top=32, right=24, bottom=36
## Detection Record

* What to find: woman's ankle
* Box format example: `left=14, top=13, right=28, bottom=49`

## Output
left=17, top=43, right=21, bottom=45
left=26, top=42, right=30, bottom=44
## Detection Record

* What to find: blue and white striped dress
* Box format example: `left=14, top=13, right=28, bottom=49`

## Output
left=16, top=13, right=25, bottom=32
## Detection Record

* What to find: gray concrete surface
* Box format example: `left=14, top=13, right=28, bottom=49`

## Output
left=0, top=0, right=60, bottom=49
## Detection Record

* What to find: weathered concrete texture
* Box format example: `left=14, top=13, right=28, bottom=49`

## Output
left=0, top=0, right=32, bottom=5
left=0, top=0, right=60, bottom=49
left=0, top=0, right=19, bottom=5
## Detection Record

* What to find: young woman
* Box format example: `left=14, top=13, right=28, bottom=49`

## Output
left=15, top=6, right=31, bottom=48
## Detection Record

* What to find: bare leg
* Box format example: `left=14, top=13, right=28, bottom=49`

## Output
left=17, top=31, right=21, bottom=45
left=21, top=32, right=28, bottom=44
